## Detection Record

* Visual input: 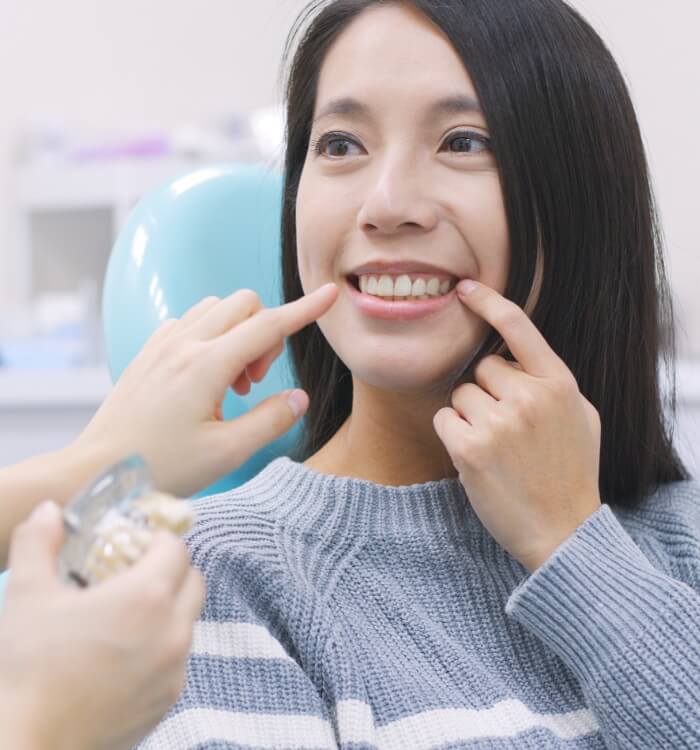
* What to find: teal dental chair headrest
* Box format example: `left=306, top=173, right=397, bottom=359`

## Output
left=103, top=162, right=300, bottom=497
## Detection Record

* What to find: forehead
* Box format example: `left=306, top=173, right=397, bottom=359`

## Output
left=315, top=3, right=480, bottom=112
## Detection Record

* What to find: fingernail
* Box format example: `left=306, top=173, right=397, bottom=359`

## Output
left=30, top=500, right=59, bottom=523
left=285, top=389, right=308, bottom=419
left=457, top=280, right=478, bottom=295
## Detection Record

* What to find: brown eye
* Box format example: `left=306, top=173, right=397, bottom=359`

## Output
left=442, top=131, right=492, bottom=154
left=311, top=132, right=363, bottom=158
left=326, top=138, right=351, bottom=156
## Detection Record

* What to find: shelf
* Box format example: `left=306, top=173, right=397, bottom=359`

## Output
left=0, top=366, right=112, bottom=408
left=15, top=157, right=222, bottom=211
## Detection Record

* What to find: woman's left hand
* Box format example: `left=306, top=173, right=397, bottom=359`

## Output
left=432, top=279, right=602, bottom=574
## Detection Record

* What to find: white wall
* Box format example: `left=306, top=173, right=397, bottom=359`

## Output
left=0, top=0, right=697, bottom=353
left=0, top=0, right=308, bottom=309
left=569, top=0, right=700, bottom=358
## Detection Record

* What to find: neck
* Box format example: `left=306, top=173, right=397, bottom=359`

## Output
left=304, top=378, right=458, bottom=486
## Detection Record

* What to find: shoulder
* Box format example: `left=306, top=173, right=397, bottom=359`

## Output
left=611, top=478, right=700, bottom=583
left=184, top=474, right=286, bottom=568
left=180, top=456, right=315, bottom=588
left=614, top=477, right=700, bottom=535
left=181, top=469, right=297, bottom=623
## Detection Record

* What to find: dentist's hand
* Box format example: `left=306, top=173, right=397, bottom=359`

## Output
left=0, top=499, right=205, bottom=750
left=74, top=283, right=339, bottom=497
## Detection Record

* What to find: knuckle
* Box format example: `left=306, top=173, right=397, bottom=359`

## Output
left=450, top=384, right=469, bottom=408
left=256, top=307, right=283, bottom=334
left=481, top=353, right=501, bottom=368
left=487, top=407, right=511, bottom=432
left=512, top=389, right=538, bottom=417
left=472, top=359, right=488, bottom=381
left=153, top=319, right=177, bottom=338
left=585, top=399, right=601, bottom=427
left=494, top=304, right=522, bottom=331
left=168, top=341, right=208, bottom=373
left=549, top=375, right=578, bottom=399
left=235, top=288, right=261, bottom=309
left=157, top=333, right=189, bottom=359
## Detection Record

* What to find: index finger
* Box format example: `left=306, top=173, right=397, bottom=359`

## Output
left=215, top=282, right=339, bottom=375
left=457, top=280, right=565, bottom=378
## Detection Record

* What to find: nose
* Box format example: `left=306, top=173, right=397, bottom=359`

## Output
left=356, top=154, right=438, bottom=236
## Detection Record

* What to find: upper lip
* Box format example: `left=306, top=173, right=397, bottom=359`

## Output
left=347, top=260, right=459, bottom=280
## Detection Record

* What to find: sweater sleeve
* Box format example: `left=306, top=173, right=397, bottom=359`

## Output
left=504, top=493, right=700, bottom=750
left=133, top=542, right=339, bottom=750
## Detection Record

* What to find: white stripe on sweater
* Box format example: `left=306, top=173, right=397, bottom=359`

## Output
left=140, top=700, right=600, bottom=750
left=174, top=622, right=601, bottom=749
left=139, top=708, right=337, bottom=750
left=192, top=621, right=295, bottom=661
left=385, top=702, right=596, bottom=747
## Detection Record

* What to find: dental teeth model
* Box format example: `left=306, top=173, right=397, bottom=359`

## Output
left=81, top=491, right=195, bottom=584
left=358, top=274, right=453, bottom=300
left=58, top=454, right=196, bottom=587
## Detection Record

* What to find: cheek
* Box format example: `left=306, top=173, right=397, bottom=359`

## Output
left=295, top=166, right=356, bottom=285
left=454, top=178, right=510, bottom=292
left=295, top=168, right=319, bottom=285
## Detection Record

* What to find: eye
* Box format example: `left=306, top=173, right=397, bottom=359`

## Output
left=309, top=129, right=492, bottom=159
left=310, top=132, right=364, bottom=158
left=440, top=130, right=492, bottom=155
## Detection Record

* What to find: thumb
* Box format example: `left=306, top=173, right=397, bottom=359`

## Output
left=219, top=389, right=309, bottom=467
left=8, top=500, right=65, bottom=587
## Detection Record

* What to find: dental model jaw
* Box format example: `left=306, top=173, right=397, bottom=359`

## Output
left=355, top=273, right=455, bottom=300
left=80, top=491, right=196, bottom=585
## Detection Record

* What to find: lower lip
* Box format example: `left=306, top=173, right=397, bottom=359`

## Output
left=345, top=277, right=457, bottom=320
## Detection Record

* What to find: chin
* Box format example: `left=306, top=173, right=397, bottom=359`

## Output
left=347, top=361, right=466, bottom=393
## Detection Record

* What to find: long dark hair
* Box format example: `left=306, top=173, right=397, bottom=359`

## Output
left=278, top=0, right=690, bottom=506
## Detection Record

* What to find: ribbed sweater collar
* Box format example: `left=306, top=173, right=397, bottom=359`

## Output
left=255, top=456, right=479, bottom=538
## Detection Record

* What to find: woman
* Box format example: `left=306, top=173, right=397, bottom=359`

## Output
left=137, top=1, right=700, bottom=748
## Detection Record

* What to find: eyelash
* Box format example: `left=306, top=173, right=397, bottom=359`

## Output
left=309, top=130, right=492, bottom=158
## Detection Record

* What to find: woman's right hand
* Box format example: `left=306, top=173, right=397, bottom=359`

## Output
left=0, top=499, right=205, bottom=750
left=72, top=282, right=339, bottom=498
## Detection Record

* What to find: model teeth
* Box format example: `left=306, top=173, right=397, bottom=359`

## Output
left=357, top=274, right=453, bottom=300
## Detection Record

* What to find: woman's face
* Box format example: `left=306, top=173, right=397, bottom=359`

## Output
left=295, top=2, right=510, bottom=392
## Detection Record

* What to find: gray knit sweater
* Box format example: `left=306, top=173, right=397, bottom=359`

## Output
left=136, top=456, right=700, bottom=749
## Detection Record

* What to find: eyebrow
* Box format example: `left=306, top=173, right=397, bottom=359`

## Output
left=312, top=94, right=484, bottom=124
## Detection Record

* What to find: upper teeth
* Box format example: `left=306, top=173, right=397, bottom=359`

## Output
left=358, top=274, right=453, bottom=298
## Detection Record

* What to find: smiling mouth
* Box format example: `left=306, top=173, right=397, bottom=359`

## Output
left=346, top=274, right=456, bottom=300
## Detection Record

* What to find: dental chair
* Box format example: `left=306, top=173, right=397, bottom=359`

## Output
left=0, top=162, right=299, bottom=607
left=103, top=161, right=301, bottom=496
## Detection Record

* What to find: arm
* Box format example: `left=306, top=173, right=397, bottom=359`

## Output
left=0, top=500, right=205, bottom=750
left=0, top=441, right=118, bottom=570
left=505, top=500, right=700, bottom=749
left=0, top=283, right=338, bottom=572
